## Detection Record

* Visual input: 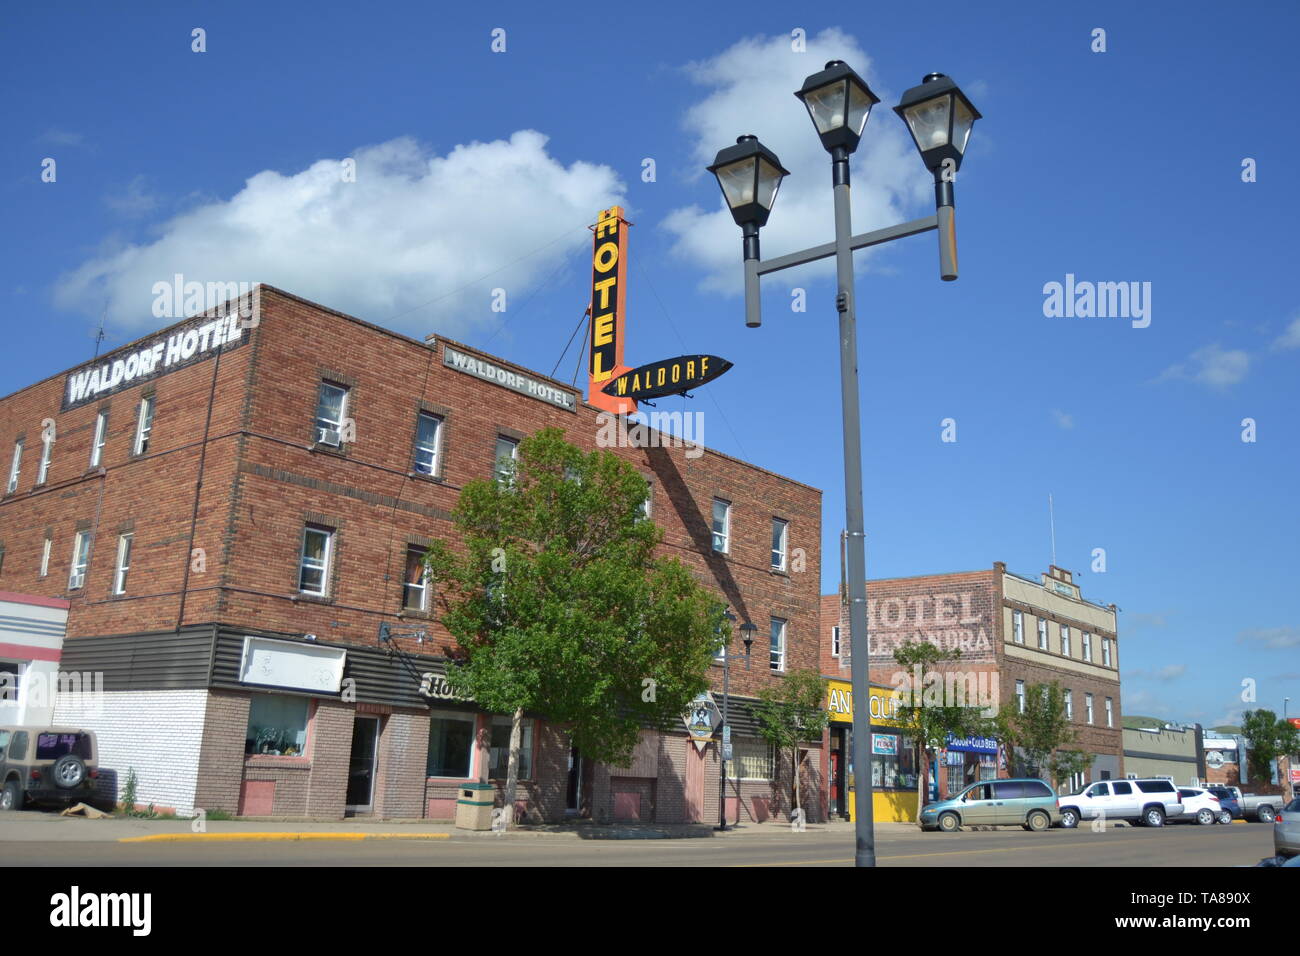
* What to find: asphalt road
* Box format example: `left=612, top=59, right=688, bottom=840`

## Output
left=2, top=820, right=1279, bottom=866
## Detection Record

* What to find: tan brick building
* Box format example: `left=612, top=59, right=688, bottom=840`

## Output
left=821, top=562, right=1123, bottom=810
left=0, top=285, right=823, bottom=823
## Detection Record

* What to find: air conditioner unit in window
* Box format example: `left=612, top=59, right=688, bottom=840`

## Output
left=319, top=429, right=341, bottom=447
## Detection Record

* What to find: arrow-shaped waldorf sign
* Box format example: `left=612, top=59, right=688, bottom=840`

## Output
left=601, top=354, right=733, bottom=403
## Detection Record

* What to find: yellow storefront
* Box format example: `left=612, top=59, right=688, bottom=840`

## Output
left=825, top=679, right=919, bottom=823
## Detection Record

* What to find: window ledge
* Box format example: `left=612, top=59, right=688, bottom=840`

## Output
left=310, top=442, right=349, bottom=458
left=244, top=755, right=311, bottom=768
left=397, top=608, right=434, bottom=621
left=408, top=471, right=445, bottom=484
left=769, top=567, right=789, bottom=578
left=293, top=593, right=335, bottom=606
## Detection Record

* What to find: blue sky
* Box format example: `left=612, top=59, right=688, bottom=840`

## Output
left=2, top=1, right=1298, bottom=727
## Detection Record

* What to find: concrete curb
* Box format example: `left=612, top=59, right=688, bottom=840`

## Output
left=119, top=832, right=452, bottom=843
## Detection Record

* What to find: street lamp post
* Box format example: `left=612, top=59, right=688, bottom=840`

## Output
left=716, top=616, right=756, bottom=831
left=707, top=61, right=980, bottom=867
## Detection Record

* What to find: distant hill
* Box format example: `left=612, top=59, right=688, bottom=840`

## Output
left=1210, top=725, right=1242, bottom=735
left=1123, top=714, right=1168, bottom=730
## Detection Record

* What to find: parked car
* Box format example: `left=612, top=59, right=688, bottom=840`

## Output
left=920, top=778, right=1061, bottom=832
left=1174, top=787, right=1223, bottom=825
left=1203, top=785, right=1241, bottom=823
left=0, top=726, right=99, bottom=811
left=1057, top=778, right=1184, bottom=828
left=1211, top=785, right=1283, bottom=823
left=1274, top=797, right=1300, bottom=858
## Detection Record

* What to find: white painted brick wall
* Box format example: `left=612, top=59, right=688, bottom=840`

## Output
left=53, top=689, right=208, bottom=814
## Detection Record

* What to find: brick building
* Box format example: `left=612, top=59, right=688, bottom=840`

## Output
left=822, top=562, right=1124, bottom=809
left=0, top=285, right=824, bottom=823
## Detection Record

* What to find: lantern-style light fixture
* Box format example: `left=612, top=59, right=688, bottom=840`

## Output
left=794, top=60, right=880, bottom=154
left=707, top=135, right=789, bottom=229
left=740, top=621, right=757, bottom=655
left=894, top=73, right=981, bottom=172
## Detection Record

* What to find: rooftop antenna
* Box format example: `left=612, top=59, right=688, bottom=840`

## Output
left=1048, top=493, right=1057, bottom=567
left=91, top=302, right=108, bottom=360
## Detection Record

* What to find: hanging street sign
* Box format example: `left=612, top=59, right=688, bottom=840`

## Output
left=683, top=691, right=721, bottom=753
left=601, top=354, right=733, bottom=403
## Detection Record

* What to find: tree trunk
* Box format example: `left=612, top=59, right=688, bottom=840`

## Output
left=504, top=706, right=523, bottom=829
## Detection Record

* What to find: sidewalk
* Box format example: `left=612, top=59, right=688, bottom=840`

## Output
left=0, top=810, right=916, bottom=844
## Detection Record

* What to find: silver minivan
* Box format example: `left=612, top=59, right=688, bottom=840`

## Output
left=920, top=778, right=1062, bottom=832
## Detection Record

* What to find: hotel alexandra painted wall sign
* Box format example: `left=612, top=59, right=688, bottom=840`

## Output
left=601, top=354, right=733, bottom=402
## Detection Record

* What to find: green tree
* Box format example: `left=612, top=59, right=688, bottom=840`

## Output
left=890, top=641, right=991, bottom=822
left=424, top=427, right=724, bottom=827
left=994, top=681, right=1090, bottom=791
left=1241, top=709, right=1300, bottom=789
left=754, top=668, right=828, bottom=814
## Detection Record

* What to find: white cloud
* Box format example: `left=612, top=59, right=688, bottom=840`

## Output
left=1051, top=409, right=1074, bottom=430
left=1157, top=343, right=1250, bottom=388
left=103, top=175, right=160, bottom=218
left=1237, top=626, right=1300, bottom=649
left=54, top=131, right=624, bottom=336
left=662, top=30, right=932, bottom=294
left=1272, top=315, right=1300, bottom=350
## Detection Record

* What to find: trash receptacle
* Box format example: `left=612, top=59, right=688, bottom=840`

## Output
left=456, top=782, right=495, bottom=830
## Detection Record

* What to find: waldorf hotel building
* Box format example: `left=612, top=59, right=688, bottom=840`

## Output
left=0, top=286, right=824, bottom=824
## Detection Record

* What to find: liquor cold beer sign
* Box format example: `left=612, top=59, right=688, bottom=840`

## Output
left=63, top=311, right=250, bottom=411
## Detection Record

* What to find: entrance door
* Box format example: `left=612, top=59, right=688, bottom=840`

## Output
left=830, top=727, right=846, bottom=819
left=346, top=716, right=380, bottom=814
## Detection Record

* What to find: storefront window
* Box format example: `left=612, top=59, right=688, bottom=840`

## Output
left=868, top=730, right=917, bottom=790
left=246, top=695, right=309, bottom=756
left=427, top=713, right=476, bottom=778
left=489, top=717, right=533, bottom=780
left=727, top=738, right=775, bottom=780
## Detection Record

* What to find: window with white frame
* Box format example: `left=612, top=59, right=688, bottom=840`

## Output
left=36, top=432, right=52, bottom=485
left=89, top=410, right=108, bottom=468
left=426, top=712, right=476, bottom=778
left=1015, top=679, right=1026, bottom=714
left=1085, top=692, right=1094, bottom=724
left=1037, top=617, right=1048, bottom=649
left=1064, top=689, right=1074, bottom=720
left=770, top=518, right=788, bottom=571
left=769, top=617, right=786, bottom=672
left=6, top=440, right=22, bottom=494
left=112, top=534, right=132, bottom=595
left=637, top=491, right=651, bottom=522
left=413, top=412, right=442, bottom=476
left=1102, top=637, right=1112, bottom=668
left=1013, top=609, right=1024, bottom=644
left=39, top=535, right=51, bottom=577
left=1082, top=631, right=1092, bottom=662
left=727, top=737, right=775, bottom=780
left=1105, top=697, right=1113, bottom=727
left=711, top=498, right=730, bottom=554
left=831, top=625, right=841, bottom=657
left=403, top=546, right=430, bottom=611
left=494, top=436, right=518, bottom=485
left=133, top=396, right=154, bottom=455
left=1061, top=624, right=1071, bottom=658
left=489, top=716, right=533, bottom=780
left=298, top=525, right=333, bottom=596
left=314, top=382, right=348, bottom=446
left=68, top=532, right=90, bottom=590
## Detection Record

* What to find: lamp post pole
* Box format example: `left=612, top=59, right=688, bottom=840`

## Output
left=716, top=620, right=754, bottom=831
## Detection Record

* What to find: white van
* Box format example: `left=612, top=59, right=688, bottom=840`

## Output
left=1057, top=778, right=1184, bottom=828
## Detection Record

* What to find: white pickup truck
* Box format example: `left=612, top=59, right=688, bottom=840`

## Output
left=1214, top=785, right=1284, bottom=823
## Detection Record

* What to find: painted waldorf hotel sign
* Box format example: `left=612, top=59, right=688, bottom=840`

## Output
left=63, top=311, right=249, bottom=411
left=443, top=344, right=577, bottom=411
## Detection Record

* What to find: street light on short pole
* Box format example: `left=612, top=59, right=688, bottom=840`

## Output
left=715, top=611, right=755, bottom=832
left=707, top=60, right=980, bottom=866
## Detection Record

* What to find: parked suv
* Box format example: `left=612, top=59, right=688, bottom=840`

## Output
left=1057, top=778, right=1184, bottom=828
left=920, top=778, right=1061, bottom=832
left=0, top=726, right=99, bottom=811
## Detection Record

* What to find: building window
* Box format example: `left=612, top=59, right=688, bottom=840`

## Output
left=298, top=525, right=333, bottom=596
left=770, top=617, right=786, bottom=672
left=1013, top=609, right=1024, bottom=644
left=1037, top=617, right=1048, bottom=649
left=727, top=737, right=775, bottom=780
left=133, top=396, right=154, bottom=455
left=711, top=498, right=730, bottom=554
left=36, top=433, right=52, bottom=485
left=1085, top=692, right=1094, bottom=724
left=494, top=436, right=518, bottom=485
left=89, top=410, right=108, bottom=468
left=770, top=518, right=788, bottom=571
left=39, top=535, right=52, bottom=578
left=1105, top=697, right=1113, bottom=727
left=1102, top=637, right=1112, bottom=668
left=314, top=382, right=348, bottom=446
left=426, top=713, right=476, bottom=778
left=637, top=492, right=651, bottom=522
left=489, top=716, right=533, bottom=780
left=403, top=546, right=430, bottom=611
left=112, top=534, right=133, bottom=595
left=6, top=440, right=22, bottom=494
left=0, top=662, right=22, bottom=704
left=1061, top=625, right=1071, bottom=658
left=1064, top=689, right=1074, bottom=720
left=1015, top=679, right=1026, bottom=714
left=245, top=695, right=309, bottom=756
left=67, top=531, right=91, bottom=590
left=1082, top=631, right=1092, bottom=662
left=413, top=412, right=442, bottom=476
left=831, top=625, right=841, bottom=657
